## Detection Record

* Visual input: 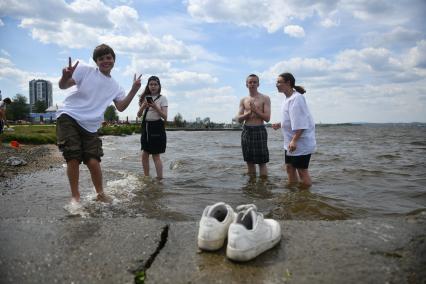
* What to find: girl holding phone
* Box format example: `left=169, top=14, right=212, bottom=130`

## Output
left=137, top=76, right=168, bottom=179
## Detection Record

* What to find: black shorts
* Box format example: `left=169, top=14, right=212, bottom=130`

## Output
left=241, top=125, right=269, bottom=164
left=285, top=150, right=311, bottom=169
left=141, top=119, right=166, bottom=154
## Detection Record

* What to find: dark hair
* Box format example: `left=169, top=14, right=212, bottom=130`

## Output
left=279, top=72, right=306, bottom=94
left=3, top=97, right=12, bottom=104
left=139, top=76, right=162, bottom=105
left=92, top=44, right=116, bottom=62
left=246, top=74, right=259, bottom=82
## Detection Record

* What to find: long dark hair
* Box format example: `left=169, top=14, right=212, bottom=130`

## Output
left=139, top=76, right=161, bottom=106
left=279, top=72, right=306, bottom=94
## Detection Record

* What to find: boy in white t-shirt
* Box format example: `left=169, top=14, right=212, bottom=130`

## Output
left=57, top=44, right=142, bottom=203
left=272, top=72, right=316, bottom=188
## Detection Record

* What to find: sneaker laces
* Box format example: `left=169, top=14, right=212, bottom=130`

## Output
left=236, top=204, right=257, bottom=220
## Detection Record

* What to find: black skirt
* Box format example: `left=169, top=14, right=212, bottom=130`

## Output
left=141, top=119, right=167, bottom=154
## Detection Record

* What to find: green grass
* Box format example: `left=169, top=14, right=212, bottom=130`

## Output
left=98, top=124, right=140, bottom=135
left=1, top=125, right=57, bottom=144
left=134, top=271, right=145, bottom=284
left=1, top=124, right=142, bottom=144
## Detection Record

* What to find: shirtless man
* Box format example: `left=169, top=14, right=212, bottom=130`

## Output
left=236, top=74, right=271, bottom=177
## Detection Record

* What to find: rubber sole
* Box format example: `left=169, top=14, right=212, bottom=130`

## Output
left=226, top=235, right=281, bottom=261
left=198, top=237, right=225, bottom=251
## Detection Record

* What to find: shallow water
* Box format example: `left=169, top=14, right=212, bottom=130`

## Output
left=4, top=124, right=426, bottom=221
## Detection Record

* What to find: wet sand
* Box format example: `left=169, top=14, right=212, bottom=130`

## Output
left=0, top=144, right=425, bottom=283
left=0, top=143, right=62, bottom=180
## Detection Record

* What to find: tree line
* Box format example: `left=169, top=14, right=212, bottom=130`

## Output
left=4, top=94, right=189, bottom=127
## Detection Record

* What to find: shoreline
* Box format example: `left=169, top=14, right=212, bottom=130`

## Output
left=0, top=144, right=425, bottom=283
left=0, top=143, right=62, bottom=180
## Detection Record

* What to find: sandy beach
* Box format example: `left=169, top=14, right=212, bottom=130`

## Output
left=0, top=143, right=62, bottom=180
left=0, top=141, right=425, bottom=283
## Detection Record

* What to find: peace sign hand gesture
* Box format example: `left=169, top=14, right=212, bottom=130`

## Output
left=62, top=57, right=79, bottom=80
left=131, top=73, right=143, bottom=92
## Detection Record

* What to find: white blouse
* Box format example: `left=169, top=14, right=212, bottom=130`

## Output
left=281, top=92, right=316, bottom=156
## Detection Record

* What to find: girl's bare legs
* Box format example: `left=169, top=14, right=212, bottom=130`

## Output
left=152, top=154, right=163, bottom=179
left=142, top=151, right=150, bottom=176
left=285, top=164, right=299, bottom=185
left=297, top=168, right=312, bottom=188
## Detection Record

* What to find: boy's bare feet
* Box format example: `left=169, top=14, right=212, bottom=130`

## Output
left=71, top=197, right=80, bottom=203
left=96, top=192, right=113, bottom=203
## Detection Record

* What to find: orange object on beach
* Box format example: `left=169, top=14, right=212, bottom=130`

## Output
left=10, top=140, right=20, bottom=148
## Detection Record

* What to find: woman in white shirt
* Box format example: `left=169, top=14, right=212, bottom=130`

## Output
left=272, top=72, right=316, bottom=188
left=137, top=76, right=168, bottom=179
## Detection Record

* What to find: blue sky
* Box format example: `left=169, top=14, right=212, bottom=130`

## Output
left=0, top=0, right=425, bottom=123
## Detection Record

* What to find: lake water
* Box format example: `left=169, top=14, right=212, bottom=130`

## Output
left=5, top=124, right=424, bottom=221
left=66, top=123, right=425, bottom=221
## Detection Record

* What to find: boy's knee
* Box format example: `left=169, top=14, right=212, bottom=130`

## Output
left=60, top=144, right=83, bottom=163
left=84, top=157, right=100, bottom=166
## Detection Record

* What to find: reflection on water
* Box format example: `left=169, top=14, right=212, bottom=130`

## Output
left=272, top=189, right=355, bottom=220
left=9, top=124, right=426, bottom=221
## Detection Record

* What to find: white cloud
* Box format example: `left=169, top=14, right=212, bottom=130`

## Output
left=320, top=10, right=340, bottom=28
left=0, top=0, right=70, bottom=21
left=186, top=0, right=319, bottom=33
left=1, top=49, right=10, bottom=57
left=284, top=25, right=305, bottom=38
left=125, top=58, right=171, bottom=76
left=406, top=40, right=426, bottom=69
left=0, top=57, right=64, bottom=98
left=262, top=42, right=426, bottom=123
left=342, top=1, right=410, bottom=25
left=175, top=86, right=239, bottom=122
left=1, top=0, right=425, bottom=123
left=168, top=71, right=218, bottom=87
left=264, top=43, right=426, bottom=91
left=321, top=18, right=337, bottom=28
left=364, top=26, right=422, bottom=47
left=186, top=0, right=425, bottom=36
left=108, top=5, right=142, bottom=31
left=183, top=86, right=233, bottom=98
left=1, top=0, right=197, bottom=61
left=265, top=57, right=332, bottom=80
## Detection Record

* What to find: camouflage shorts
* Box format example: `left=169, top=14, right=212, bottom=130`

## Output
left=56, top=114, right=103, bottom=164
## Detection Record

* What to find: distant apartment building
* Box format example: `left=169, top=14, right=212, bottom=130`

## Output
left=29, top=79, right=53, bottom=112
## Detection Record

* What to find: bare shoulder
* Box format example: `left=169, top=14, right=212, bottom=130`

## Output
left=240, top=96, right=250, bottom=104
left=259, top=93, right=271, bottom=102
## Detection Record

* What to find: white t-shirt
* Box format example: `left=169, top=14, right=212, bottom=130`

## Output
left=57, top=64, right=126, bottom=132
left=281, top=92, right=316, bottom=156
left=0, top=101, right=6, bottom=110
left=143, top=95, right=168, bottom=121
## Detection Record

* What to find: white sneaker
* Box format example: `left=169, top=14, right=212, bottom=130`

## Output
left=198, top=202, right=235, bottom=251
left=226, top=204, right=281, bottom=261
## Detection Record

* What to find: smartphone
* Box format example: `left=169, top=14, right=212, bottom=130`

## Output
left=146, top=96, right=153, bottom=103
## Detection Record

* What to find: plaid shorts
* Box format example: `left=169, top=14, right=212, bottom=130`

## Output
left=56, top=114, right=103, bottom=164
left=241, top=125, right=269, bottom=164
